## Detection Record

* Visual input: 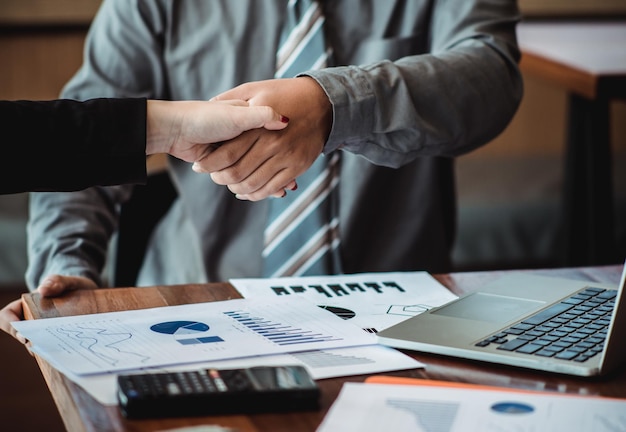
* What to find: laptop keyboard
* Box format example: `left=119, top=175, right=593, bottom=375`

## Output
left=475, top=287, right=617, bottom=362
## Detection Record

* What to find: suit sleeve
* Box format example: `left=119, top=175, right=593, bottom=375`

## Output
left=307, top=0, right=523, bottom=168
left=0, top=98, right=147, bottom=194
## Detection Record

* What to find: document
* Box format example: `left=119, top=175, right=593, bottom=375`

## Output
left=317, top=380, right=626, bottom=432
left=231, top=272, right=457, bottom=333
left=66, top=345, right=423, bottom=406
left=15, top=292, right=427, bottom=406
left=12, top=297, right=376, bottom=375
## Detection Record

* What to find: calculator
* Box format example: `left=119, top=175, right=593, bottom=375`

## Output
left=117, top=365, right=321, bottom=419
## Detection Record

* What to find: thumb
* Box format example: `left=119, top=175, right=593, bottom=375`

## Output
left=37, top=275, right=97, bottom=297
left=243, top=105, right=290, bottom=131
left=37, top=275, right=70, bottom=297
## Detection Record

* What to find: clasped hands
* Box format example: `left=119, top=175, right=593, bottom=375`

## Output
left=0, top=77, right=333, bottom=341
left=190, top=76, right=332, bottom=201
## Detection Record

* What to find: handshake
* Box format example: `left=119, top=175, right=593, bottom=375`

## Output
left=150, top=76, right=331, bottom=201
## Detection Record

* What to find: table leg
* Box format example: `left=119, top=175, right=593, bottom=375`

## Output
left=563, top=93, right=616, bottom=265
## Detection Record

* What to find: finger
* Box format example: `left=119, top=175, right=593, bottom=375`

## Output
left=235, top=178, right=298, bottom=202
left=38, top=275, right=72, bottom=297
left=193, top=134, right=259, bottom=176
left=38, top=275, right=97, bottom=297
left=284, top=179, right=298, bottom=192
left=242, top=105, right=289, bottom=131
left=16, top=332, right=28, bottom=345
left=213, top=99, right=249, bottom=107
left=236, top=187, right=286, bottom=201
left=191, top=142, right=226, bottom=173
left=266, top=180, right=297, bottom=198
left=0, top=299, right=25, bottom=340
left=223, top=155, right=290, bottom=196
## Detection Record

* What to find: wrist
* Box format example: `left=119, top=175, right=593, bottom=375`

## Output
left=299, top=76, right=333, bottom=151
left=145, top=100, right=182, bottom=155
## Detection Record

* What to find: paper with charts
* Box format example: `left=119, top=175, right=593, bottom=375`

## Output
left=66, top=345, right=424, bottom=406
left=12, top=297, right=376, bottom=375
left=230, top=272, right=458, bottom=333
left=318, top=382, right=626, bottom=432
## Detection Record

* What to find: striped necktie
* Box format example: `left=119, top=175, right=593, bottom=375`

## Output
left=262, top=0, right=341, bottom=277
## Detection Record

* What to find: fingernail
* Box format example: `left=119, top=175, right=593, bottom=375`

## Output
left=290, top=183, right=298, bottom=191
left=280, top=115, right=290, bottom=123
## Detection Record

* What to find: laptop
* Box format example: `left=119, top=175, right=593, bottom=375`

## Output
left=377, top=263, right=626, bottom=376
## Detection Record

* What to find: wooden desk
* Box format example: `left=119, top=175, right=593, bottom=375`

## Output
left=517, top=21, right=626, bottom=266
left=22, top=265, right=626, bottom=432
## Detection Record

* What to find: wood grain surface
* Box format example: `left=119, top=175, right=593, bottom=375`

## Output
left=22, top=266, right=626, bottom=432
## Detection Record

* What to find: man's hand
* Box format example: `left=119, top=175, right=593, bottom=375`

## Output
left=194, top=77, right=333, bottom=201
left=37, top=274, right=99, bottom=296
left=0, top=275, right=97, bottom=343
left=146, top=99, right=290, bottom=163
left=0, top=299, right=26, bottom=342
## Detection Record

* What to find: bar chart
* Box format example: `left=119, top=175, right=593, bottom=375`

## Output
left=224, top=310, right=343, bottom=346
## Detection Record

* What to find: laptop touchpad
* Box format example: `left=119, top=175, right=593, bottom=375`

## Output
left=432, top=292, right=543, bottom=324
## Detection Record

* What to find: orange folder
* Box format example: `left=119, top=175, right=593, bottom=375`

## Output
left=366, top=376, right=533, bottom=392
left=364, top=376, right=622, bottom=401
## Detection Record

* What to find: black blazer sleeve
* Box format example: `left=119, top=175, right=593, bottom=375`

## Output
left=0, top=98, right=148, bottom=194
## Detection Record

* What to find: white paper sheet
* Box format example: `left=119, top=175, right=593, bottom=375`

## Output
left=64, top=345, right=423, bottom=406
left=13, top=297, right=376, bottom=375
left=317, top=382, right=626, bottom=432
left=230, top=272, right=457, bottom=333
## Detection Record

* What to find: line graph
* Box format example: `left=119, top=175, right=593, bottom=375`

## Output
left=55, top=322, right=151, bottom=367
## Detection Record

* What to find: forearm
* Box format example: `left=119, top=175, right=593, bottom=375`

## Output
left=308, top=0, right=523, bottom=168
left=1, top=98, right=148, bottom=193
left=26, top=186, right=132, bottom=290
left=311, top=45, right=521, bottom=165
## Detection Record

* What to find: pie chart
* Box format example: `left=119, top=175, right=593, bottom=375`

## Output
left=318, top=305, right=356, bottom=320
left=150, top=321, right=210, bottom=335
left=150, top=321, right=223, bottom=345
left=491, top=401, right=535, bottom=414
